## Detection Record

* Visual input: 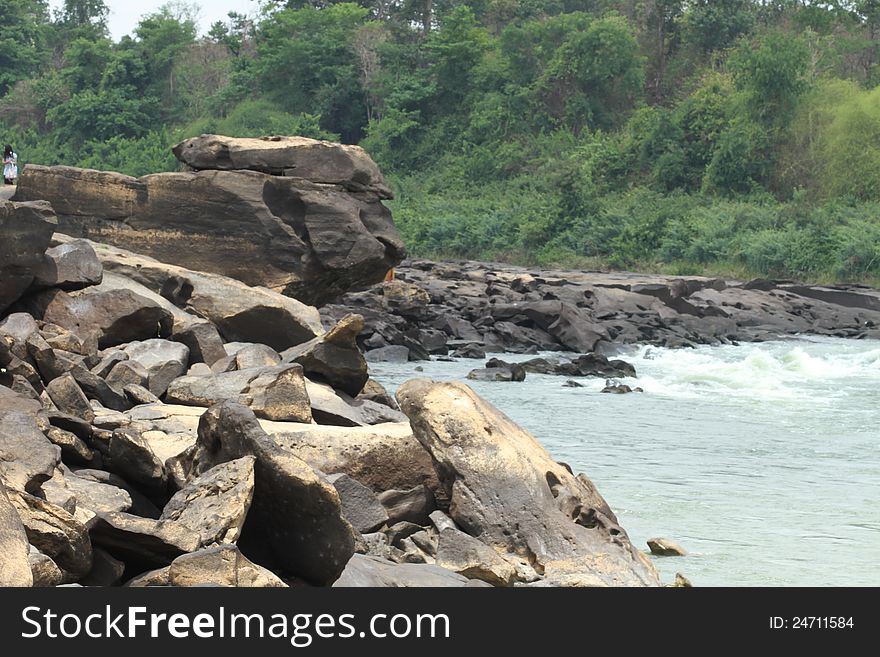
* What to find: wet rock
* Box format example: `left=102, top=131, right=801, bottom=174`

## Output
left=396, top=379, right=660, bottom=586
left=671, top=572, right=693, bottom=587
left=450, top=343, right=486, bottom=359
left=567, top=353, right=636, bottom=378
left=563, top=380, right=584, bottom=388
left=601, top=382, right=643, bottom=394
left=160, top=457, right=255, bottom=546
left=0, top=485, right=34, bottom=586
left=647, top=537, right=688, bottom=557
left=365, top=345, right=409, bottom=363
left=167, top=545, right=287, bottom=587
left=467, top=366, right=526, bottom=382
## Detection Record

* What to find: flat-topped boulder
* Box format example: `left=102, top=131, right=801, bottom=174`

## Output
left=173, top=134, right=392, bottom=197
left=15, top=149, right=405, bottom=306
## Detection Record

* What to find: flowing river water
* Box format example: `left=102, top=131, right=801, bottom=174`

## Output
left=370, top=337, right=880, bottom=587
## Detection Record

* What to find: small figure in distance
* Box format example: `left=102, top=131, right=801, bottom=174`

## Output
left=3, top=145, right=17, bottom=185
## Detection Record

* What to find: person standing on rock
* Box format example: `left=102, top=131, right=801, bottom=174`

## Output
left=3, top=145, right=17, bottom=185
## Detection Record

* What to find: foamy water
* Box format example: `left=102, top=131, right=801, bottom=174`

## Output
left=370, top=337, right=880, bottom=586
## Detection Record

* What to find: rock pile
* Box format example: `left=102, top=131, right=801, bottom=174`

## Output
left=0, top=196, right=659, bottom=587
left=326, top=260, right=880, bottom=360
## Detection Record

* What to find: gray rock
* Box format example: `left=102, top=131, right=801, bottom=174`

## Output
left=171, top=321, right=227, bottom=366
left=166, top=365, right=312, bottom=423
left=123, top=339, right=190, bottom=396
left=647, top=537, right=688, bottom=557
left=88, top=512, right=201, bottom=566
left=231, top=343, right=281, bottom=370
left=8, top=490, right=92, bottom=580
left=435, top=527, right=517, bottom=586
left=0, top=404, right=60, bottom=494
left=466, top=367, right=526, bottom=382
left=20, top=287, right=173, bottom=349
left=365, top=345, right=410, bottom=363
left=70, top=469, right=159, bottom=519
left=0, top=485, right=34, bottom=586
left=326, top=473, right=388, bottom=534
left=105, top=360, right=149, bottom=393
left=160, top=457, right=255, bottom=547
left=64, top=469, right=133, bottom=515
left=429, top=510, right=458, bottom=533
left=123, top=384, right=159, bottom=405
left=29, top=546, right=63, bottom=587
left=281, top=314, right=368, bottom=396
left=45, top=427, right=95, bottom=466
left=185, top=401, right=357, bottom=585
left=32, top=239, right=103, bottom=291
left=80, top=547, right=126, bottom=586
left=70, top=364, right=130, bottom=411
left=333, top=554, right=471, bottom=587
left=45, top=373, right=94, bottom=422
left=173, top=134, right=391, bottom=196
left=91, top=350, right=128, bottom=378
left=378, top=485, right=436, bottom=526
left=168, top=545, right=287, bottom=588
left=108, top=428, right=167, bottom=499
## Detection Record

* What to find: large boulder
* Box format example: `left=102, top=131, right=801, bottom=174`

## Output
left=15, top=156, right=405, bottom=305
left=173, top=135, right=391, bottom=197
left=396, top=379, right=660, bottom=587
left=0, top=199, right=57, bottom=312
left=18, top=287, right=173, bottom=349
left=184, top=401, right=357, bottom=585
left=0, top=485, right=33, bottom=586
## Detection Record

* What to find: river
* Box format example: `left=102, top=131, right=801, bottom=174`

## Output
left=369, top=336, right=880, bottom=586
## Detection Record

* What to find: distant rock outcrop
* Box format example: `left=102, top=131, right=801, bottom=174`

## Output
left=13, top=135, right=405, bottom=306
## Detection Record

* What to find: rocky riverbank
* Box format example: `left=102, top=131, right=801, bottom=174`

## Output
left=326, top=259, right=880, bottom=363
left=0, top=136, right=662, bottom=588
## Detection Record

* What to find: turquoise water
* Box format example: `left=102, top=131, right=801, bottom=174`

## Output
left=370, top=337, right=880, bottom=586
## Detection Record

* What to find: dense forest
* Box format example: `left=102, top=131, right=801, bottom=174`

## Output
left=3, top=0, right=880, bottom=282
